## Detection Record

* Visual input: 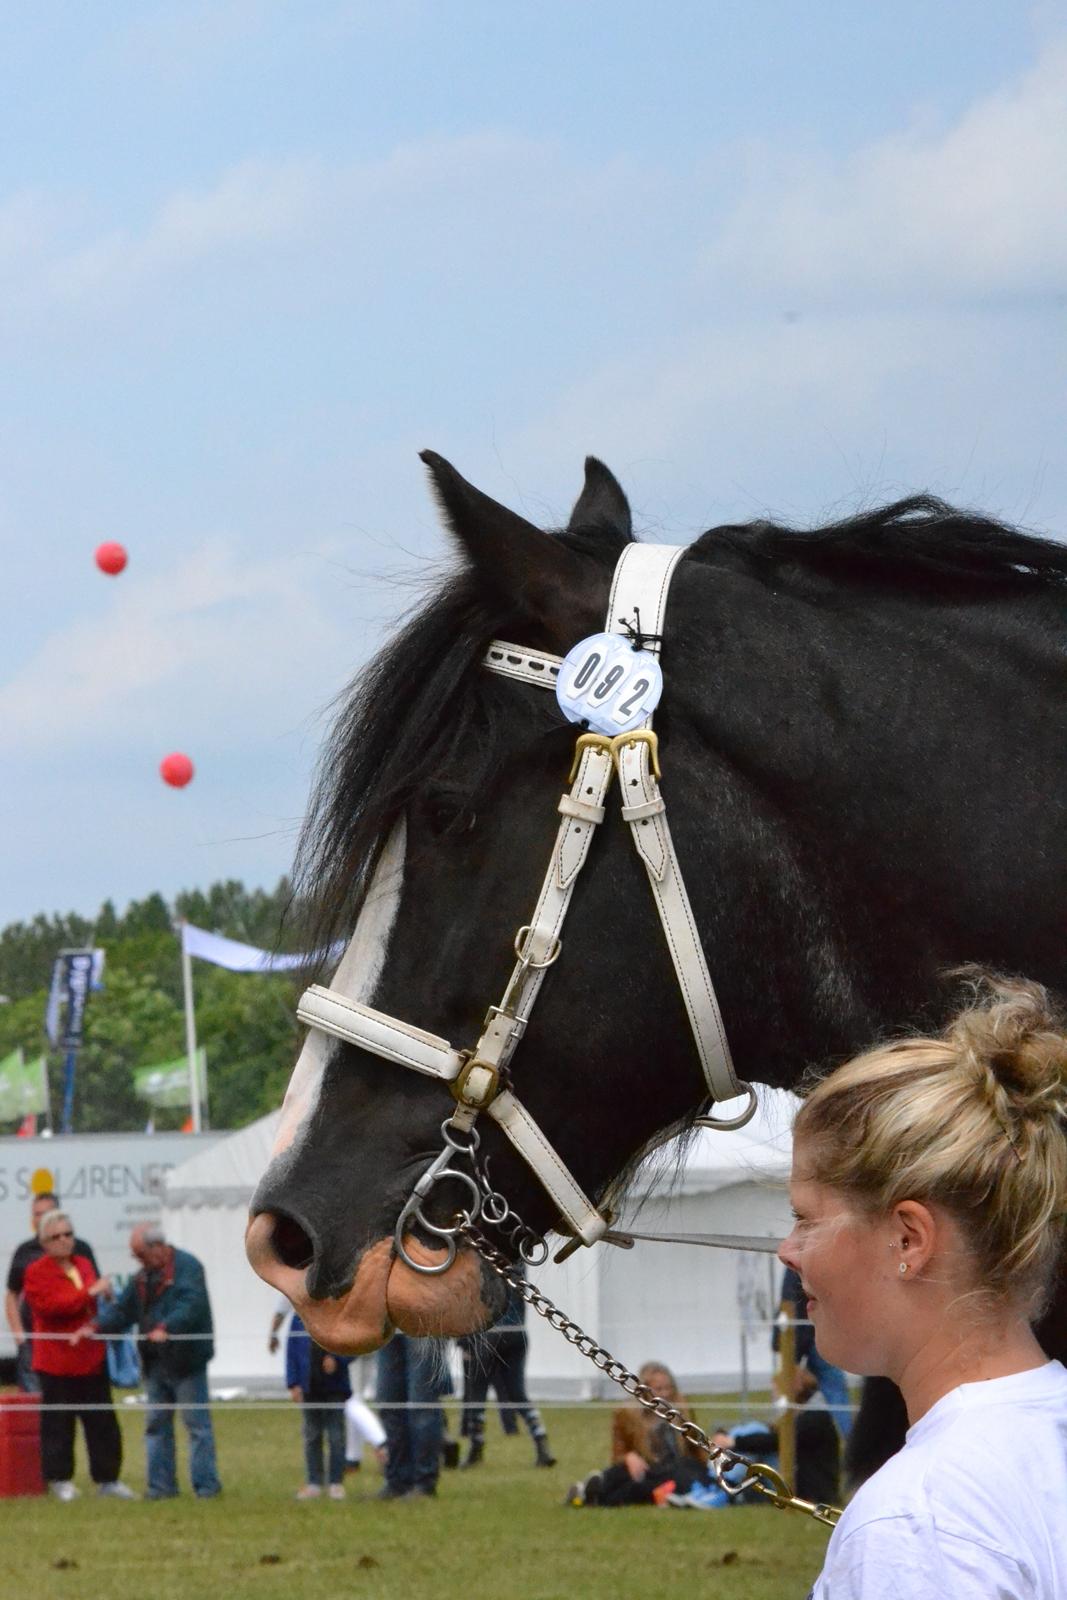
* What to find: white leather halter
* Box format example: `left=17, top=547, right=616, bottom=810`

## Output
left=297, top=543, right=755, bottom=1252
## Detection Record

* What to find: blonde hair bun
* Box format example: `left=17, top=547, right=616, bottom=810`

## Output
left=946, top=968, right=1067, bottom=1123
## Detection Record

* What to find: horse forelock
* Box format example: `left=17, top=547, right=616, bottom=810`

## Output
left=293, top=522, right=629, bottom=957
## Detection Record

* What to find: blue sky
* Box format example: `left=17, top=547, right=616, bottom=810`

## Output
left=3, top=3, right=1065, bottom=927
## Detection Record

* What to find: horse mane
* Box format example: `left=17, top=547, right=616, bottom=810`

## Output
left=693, top=494, right=1067, bottom=589
left=294, top=495, right=1065, bottom=950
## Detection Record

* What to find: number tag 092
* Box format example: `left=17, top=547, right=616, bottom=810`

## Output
left=555, top=632, right=664, bottom=735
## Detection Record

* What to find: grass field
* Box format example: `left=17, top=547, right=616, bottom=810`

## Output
left=7, top=1398, right=830, bottom=1600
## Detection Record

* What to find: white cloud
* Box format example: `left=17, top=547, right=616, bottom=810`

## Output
left=3, top=131, right=658, bottom=316
left=0, top=541, right=360, bottom=757
left=708, top=40, right=1067, bottom=303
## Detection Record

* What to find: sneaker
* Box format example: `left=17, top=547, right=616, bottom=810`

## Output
left=401, top=1484, right=436, bottom=1499
left=50, top=1480, right=80, bottom=1502
left=327, top=1484, right=346, bottom=1501
left=344, top=1459, right=362, bottom=1474
left=441, top=1438, right=460, bottom=1470
left=295, top=1484, right=323, bottom=1500
left=376, top=1483, right=407, bottom=1500
left=97, top=1481, right=138, bottom=1500
left=564, top=1471, right=602, bottom=1508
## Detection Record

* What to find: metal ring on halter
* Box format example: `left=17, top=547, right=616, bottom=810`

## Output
left=480, top=1189, right=510, bottom=1226
left=519, top=1235, right=549, bottom=1266
left=692, top=1081, right=759, bottom=1131
left=393, top=1146, right=483, bottom=1275
left=513, top=925, right=562, bottom=969
left=411, top=1169, right=482, bottom=1239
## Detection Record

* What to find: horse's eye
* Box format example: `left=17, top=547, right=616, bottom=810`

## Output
left=422, top=795, right=477, bottom=838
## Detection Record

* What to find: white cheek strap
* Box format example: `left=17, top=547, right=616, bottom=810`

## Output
left=297, top=542, right=754, bottom=1251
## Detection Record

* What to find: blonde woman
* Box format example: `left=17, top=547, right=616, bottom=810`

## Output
left=781, top=972, right=1067, bottom=1598
left=566, top=1361, right=708, bottom=1507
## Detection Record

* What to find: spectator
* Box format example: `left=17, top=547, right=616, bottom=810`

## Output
left=458, top=1275, right=555, bottom=1469
left=376, top=1332, right=446, bottom=1500
left=93, top=1224, right=221, bottom=1500
left=286, top=1312, right=356, bottom=1500
left=565, top=1361, right=708, bottom=1507
left=5, top=1191, right=97, bottom=1394
left=21, top=1208, right=134, bottom=1501
left=667, top=1368, right=840, bottom=1510
left=774, top=1265, right=853, bottom=1439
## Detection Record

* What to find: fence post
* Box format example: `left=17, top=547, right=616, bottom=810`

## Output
left=776, top=1298, right=797, bottom=1491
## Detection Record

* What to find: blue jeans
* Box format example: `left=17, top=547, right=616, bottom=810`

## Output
left=302, top=1404, right=346, bottom=1486
left=808, top=1348, right=854, bottom=1440
left=144, top=1368, right=221, bottom=1498
left=376, top=1335, right=444, bottom=1494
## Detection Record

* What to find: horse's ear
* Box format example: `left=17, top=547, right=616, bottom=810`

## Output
left=568, top=456, right=632, bottom=541
left=420, top=450, right=606, bottom=644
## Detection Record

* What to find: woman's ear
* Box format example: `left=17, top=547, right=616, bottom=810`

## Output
left=892, top=1200, right=939, bottom=1276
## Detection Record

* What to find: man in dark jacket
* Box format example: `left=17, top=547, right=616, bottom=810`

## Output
left=95, top=1225, right=221, bottom=1499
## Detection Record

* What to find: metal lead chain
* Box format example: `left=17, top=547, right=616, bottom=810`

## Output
left=461, top=1220, right=841, bottom=1528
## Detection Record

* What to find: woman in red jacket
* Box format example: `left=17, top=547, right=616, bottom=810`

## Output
left=22, top=1209, right=134, bottom=1501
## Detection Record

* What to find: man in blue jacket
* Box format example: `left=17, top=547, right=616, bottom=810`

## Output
left=95, top=1225, right=221, bottom=1500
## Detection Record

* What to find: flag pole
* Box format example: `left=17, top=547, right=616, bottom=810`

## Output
left=178, top=922, right=202, bottom=1134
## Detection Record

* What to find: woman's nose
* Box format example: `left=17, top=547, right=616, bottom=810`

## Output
left=778, top=1228, right=799, bottom=1270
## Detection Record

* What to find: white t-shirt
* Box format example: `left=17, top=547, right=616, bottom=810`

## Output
left=811, top=1360, right=1067, bottom=1600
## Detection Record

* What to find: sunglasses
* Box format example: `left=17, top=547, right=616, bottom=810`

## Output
left=46, top=1230, right=74, bottom=1240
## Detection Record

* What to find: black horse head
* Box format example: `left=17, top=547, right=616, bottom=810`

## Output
left=248, top=452, right=1067, bottom=1360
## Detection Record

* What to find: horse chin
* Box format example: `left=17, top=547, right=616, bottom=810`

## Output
left=244, top=1216, right=497, bottom=1355
left=384, top=1234, right=497, bottom=1338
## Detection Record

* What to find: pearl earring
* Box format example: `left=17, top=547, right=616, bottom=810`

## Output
left=899, top=1262, right=908, bottom=1275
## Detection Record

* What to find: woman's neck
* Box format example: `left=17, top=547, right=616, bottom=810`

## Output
left=894, top=1315, right=1047, bottom=1425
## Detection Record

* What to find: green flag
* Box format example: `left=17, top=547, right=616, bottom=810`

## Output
left=0, top=1051, right=48, bottom=1121
left=0, top=1050, right=23, bottom=1121
left=133, top=1049, right=207, bottom=1108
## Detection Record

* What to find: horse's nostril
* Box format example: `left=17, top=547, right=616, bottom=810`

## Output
left=271, top=1212, right=315, bottom=1270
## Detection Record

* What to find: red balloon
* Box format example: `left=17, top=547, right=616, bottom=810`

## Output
left=95, top=541, right=127, bottom=575
left=160, top=752, right=194, bottom=788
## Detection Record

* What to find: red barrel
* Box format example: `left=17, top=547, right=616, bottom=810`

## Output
left=0, top=1392, right=46, bottom=1496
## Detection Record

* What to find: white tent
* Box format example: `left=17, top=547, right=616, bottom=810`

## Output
left=163, top=1089, right=797, bottom=1392
left=524, top=1088, right=797, bottom=1395
left=162, top=1112, right=284, bottom=1385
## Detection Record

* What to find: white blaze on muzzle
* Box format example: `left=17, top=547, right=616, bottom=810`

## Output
left=295, top=543, right=756, bottom=1252
left=269, top=820, right=406, bottom=1162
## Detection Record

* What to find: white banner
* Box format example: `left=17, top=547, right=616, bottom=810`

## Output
left=180, top=923, right=341, bottom=973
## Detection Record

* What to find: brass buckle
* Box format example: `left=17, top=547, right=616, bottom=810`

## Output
left=450, top=1055, right=501, bottom=1110
left=568, top=732, right=615, bottom=784
left=610, top=729, right=661, bottom=780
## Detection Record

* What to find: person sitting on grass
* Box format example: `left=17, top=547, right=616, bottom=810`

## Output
left=565, top=1361, right=709, bottom=1507
left=667, top=1367, right=840, bottom=1509
left=287, top=1312, right=355, bottom=1501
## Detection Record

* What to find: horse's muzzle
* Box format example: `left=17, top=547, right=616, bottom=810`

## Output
left=244, top=1212, right=497, bottom=1355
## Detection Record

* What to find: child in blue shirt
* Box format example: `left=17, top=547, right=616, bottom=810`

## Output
left=286, top=1313, right=352, bottom=1500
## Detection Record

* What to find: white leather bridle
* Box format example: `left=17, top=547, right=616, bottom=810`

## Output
left=296, top=543, right=756, bottom=1259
